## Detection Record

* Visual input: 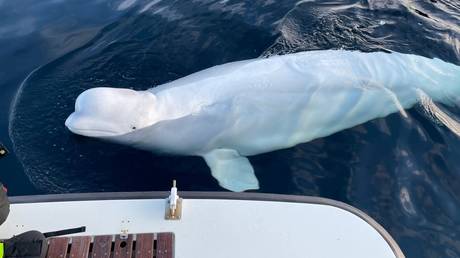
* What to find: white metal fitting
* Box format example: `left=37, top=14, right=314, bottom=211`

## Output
left=165, top=180, right=182, bottom=220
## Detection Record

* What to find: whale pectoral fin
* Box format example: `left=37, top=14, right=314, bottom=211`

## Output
left=203, top=149, right=259, bottom=192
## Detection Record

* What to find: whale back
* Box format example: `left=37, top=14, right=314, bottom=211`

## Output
left=151, top=50, right=460, bottom=104
left=143, top=51, right=460, bottom=156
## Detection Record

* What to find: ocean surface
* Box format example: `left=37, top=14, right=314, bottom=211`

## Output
left=0, top=0, right=459, bottom=257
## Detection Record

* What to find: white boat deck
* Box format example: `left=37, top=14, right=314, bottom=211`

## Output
left=0, top=192, right=404, bottom=258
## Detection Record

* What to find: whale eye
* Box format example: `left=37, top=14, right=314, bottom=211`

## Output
left=132, top=126, right=137, bottom=130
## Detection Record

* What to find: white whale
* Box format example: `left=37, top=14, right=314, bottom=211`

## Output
left=65, top=50, right=460, bottom=192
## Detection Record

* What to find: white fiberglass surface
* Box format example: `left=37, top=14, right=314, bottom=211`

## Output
left=0, top=199, right=395, bottom=258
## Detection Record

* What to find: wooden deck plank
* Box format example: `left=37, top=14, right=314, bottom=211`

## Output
left=156, top=233, right=174, bottom=258
left=113, top=235, right=133, bottom=258
left=92, top=235, right=112, bottom=258
left=47, top=237, right=70, bottom=258
left=135, top=234, right=154, bottom=258
left=69, top=236, right=91, bottom=258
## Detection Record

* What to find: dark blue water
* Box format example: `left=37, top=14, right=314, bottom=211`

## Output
left=1, top=0, right=460, bottom=257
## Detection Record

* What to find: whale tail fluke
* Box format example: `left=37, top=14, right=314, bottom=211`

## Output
left=203, top=149, right=259, bottom=192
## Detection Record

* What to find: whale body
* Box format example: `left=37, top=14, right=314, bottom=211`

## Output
left=65, top=50, right=460, bottom=191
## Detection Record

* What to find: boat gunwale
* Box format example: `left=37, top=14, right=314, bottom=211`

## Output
left=8, top=191, right=405, bottom=258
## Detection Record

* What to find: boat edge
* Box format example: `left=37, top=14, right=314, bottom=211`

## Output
left=8, top=191, right=405, bottom=258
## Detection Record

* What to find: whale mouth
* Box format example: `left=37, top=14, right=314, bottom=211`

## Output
left=66, top=127, right=120, bottom=137
left=65, top=113, right=122, bottom=137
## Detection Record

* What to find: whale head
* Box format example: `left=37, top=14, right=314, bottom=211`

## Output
left=65, top=87, right=157, bottom=138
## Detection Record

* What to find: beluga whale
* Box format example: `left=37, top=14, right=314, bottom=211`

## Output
left=65, top=50, right=460, bottom=192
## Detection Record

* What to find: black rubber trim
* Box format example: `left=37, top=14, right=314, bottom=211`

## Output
left=9, top=191, right=405, bottom=258
left=43, top=226, right=86, bottom=238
